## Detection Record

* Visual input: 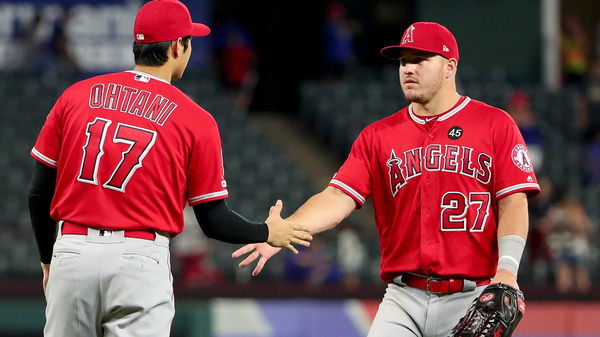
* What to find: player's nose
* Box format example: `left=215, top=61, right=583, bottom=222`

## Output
left=400, top=63, right=416, bottom=75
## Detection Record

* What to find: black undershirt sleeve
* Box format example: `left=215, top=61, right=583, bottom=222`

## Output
left=28, top=161, right=58, bottom=264
left=192, top=199, right=269, bottom=244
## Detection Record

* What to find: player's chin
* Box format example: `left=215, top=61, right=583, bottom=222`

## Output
left=403, top=91, right=424, bottom=104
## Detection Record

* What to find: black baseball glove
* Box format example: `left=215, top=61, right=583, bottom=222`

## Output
left=450, top=283, right=525, bottom=337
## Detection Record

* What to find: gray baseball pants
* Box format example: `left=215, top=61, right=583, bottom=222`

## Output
left=44, top=224, right=174, bottom=337
left=368, top=281, right=486, bottom=337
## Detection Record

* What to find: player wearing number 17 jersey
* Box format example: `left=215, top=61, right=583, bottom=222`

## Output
left=233, top=22, right=539, bottom=337
left=28, top=1, right=311, bottom=336
left=32, top=70, right=226, bottom=231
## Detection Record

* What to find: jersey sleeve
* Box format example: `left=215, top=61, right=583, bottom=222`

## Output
left=493, top=115, right=540, bottom=199
left=328, top=129, right=372, bottom=207
left=30, top=96, right=65, bottom=168
left=186, top=117, right=229, bottom=205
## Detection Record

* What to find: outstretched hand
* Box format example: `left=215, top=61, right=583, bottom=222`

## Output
left=232, top=200, right=313, bottom=276
left=264, top=200, right=312, bottom=254
left=232, top=243, right=281, bottom=276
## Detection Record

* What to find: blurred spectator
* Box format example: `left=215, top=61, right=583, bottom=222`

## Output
left=506, top=91, right=543, bottom=168
left=336, top=225, right=367, bottom=288
left=544, top=193, right=594, bottom=293
left=214, top=20, right=256, bottom=88
left=17, top=9, right=45, bottom=72
left=322, top=2, right=358, bottom=79
left=561, top=15, right=589, bottom=88
left=587, top=132, right=600, bottom=184
left=527, top=177, right=554, bottom=284
left=171, top=207, right=223, bottom=288
left=283, top=238, right=340, bottom=286
left=50, top=7, right=80, bottom=75
left=581, top=59, right=600, bottom=142
left=19, top=6, right=79, bottom=76
left=214, top=19, right=257, bottom=110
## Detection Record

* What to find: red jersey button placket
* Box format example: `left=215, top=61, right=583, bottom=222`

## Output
left=420, top=127, right=437, bottom=271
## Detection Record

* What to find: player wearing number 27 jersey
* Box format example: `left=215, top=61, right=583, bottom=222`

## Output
left=233, top=21, right=539, bottom=337
left=330, top=95, right=539, bottom=282
left=31, top=70, right=224, bottom=234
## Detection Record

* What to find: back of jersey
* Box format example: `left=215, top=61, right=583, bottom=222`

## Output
left=31, top=71, right=228, bottom=234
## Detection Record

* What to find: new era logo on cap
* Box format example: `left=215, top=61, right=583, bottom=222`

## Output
left=380, top=22, right=459, bottom=61
left=136, top=34, right=145, bottom=41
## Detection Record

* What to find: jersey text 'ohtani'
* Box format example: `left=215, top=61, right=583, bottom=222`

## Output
left=89, top=83, right=177, bottom=126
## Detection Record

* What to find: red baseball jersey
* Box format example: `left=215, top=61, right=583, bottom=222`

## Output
left=31, top=71, right=228, bottom=235
left=329, top=96, right=540, bottom=282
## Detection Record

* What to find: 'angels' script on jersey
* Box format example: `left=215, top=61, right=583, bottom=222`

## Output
left=386, top=145, right=492, bottom=197
left=88, top=83, right=177, bottom=126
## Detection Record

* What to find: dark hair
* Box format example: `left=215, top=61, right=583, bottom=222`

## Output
left=133, top=36, right=191, bottom=66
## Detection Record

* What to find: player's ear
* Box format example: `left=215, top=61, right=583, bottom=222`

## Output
left=171, top=39, right=182, bottom=58
left=445, top=58, right=458, bottom=79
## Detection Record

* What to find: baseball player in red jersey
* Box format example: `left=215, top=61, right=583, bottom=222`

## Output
left=234, top=22, right=540, bottom=336
left=28, top=1, right=311, bottom=336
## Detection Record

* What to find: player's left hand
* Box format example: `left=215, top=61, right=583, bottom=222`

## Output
left=232, top=243, right=281, bottom=276
left=491, top=268, right=519, bottom=289
left=40, top=262, right=50, bottom=300
left=450, top=283, right=525, bottom=337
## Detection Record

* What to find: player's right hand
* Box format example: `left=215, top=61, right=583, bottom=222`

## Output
left=232, top=243, right=281, bottom=276
left=264, top=200, right=312, bottom=254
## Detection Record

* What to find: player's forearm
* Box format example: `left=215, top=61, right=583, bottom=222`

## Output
left=193, top=199, right=268, bottom=244
left=496, top=192, right=528, bottom=277
left=28, top=162, right=58, bottom=264
left=286, top=186, right=356, bottom=234
left=497, top=192, right=528, bottom=240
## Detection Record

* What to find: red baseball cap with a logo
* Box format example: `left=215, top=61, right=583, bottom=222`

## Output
left=134, top=0, right=211, bottom=43
left=381, top=22, right=459, bottom=61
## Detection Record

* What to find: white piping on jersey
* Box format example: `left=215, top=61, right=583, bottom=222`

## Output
left=496, top=183, right=540, bottom=198
left=188, top=190, right=229, bottom=203
left=31, top=148, right=58, bottom=167
left=330, top=179, right=366, bottom=205
left=408, top=96, right=472, bottom=124
left=125, top=70, right=170, bottom=84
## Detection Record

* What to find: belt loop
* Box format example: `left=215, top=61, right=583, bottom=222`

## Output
left=392, top=274, right=405, bottom=286
left=153, top=232, right=170, bottom=247
left=462, top=279, right=476, bottom=292
left=57, top=220, right=64, bottom=239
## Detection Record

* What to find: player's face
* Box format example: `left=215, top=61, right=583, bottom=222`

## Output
left=398, top=49, right=446, bottom=104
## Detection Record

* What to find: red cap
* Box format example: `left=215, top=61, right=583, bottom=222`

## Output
left=381, top=22, right=459, bottom=61
left=134, top=0, right=210, bottom=43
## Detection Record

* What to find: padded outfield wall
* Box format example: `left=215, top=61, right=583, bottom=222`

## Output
left=0, top=299, right=599, bottom=337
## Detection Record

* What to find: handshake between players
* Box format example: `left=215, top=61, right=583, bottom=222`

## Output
left=263, top=199, right=312, bottom=254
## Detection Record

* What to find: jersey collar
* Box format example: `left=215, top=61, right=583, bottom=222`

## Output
left=125, top=70, right=171, bottom=84
left=408, top=96, right=472, bottom=125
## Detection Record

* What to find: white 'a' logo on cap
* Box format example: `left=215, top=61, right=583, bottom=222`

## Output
left=401, top=25, right=415, bottom=44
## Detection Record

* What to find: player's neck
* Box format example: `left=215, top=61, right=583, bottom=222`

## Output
left=411, top=89, right=461, bottom=117
left=132, top=65, right=173, bottom=83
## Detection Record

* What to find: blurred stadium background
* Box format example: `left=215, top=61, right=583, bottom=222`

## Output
left=1, top=0, right=600, bottom=336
